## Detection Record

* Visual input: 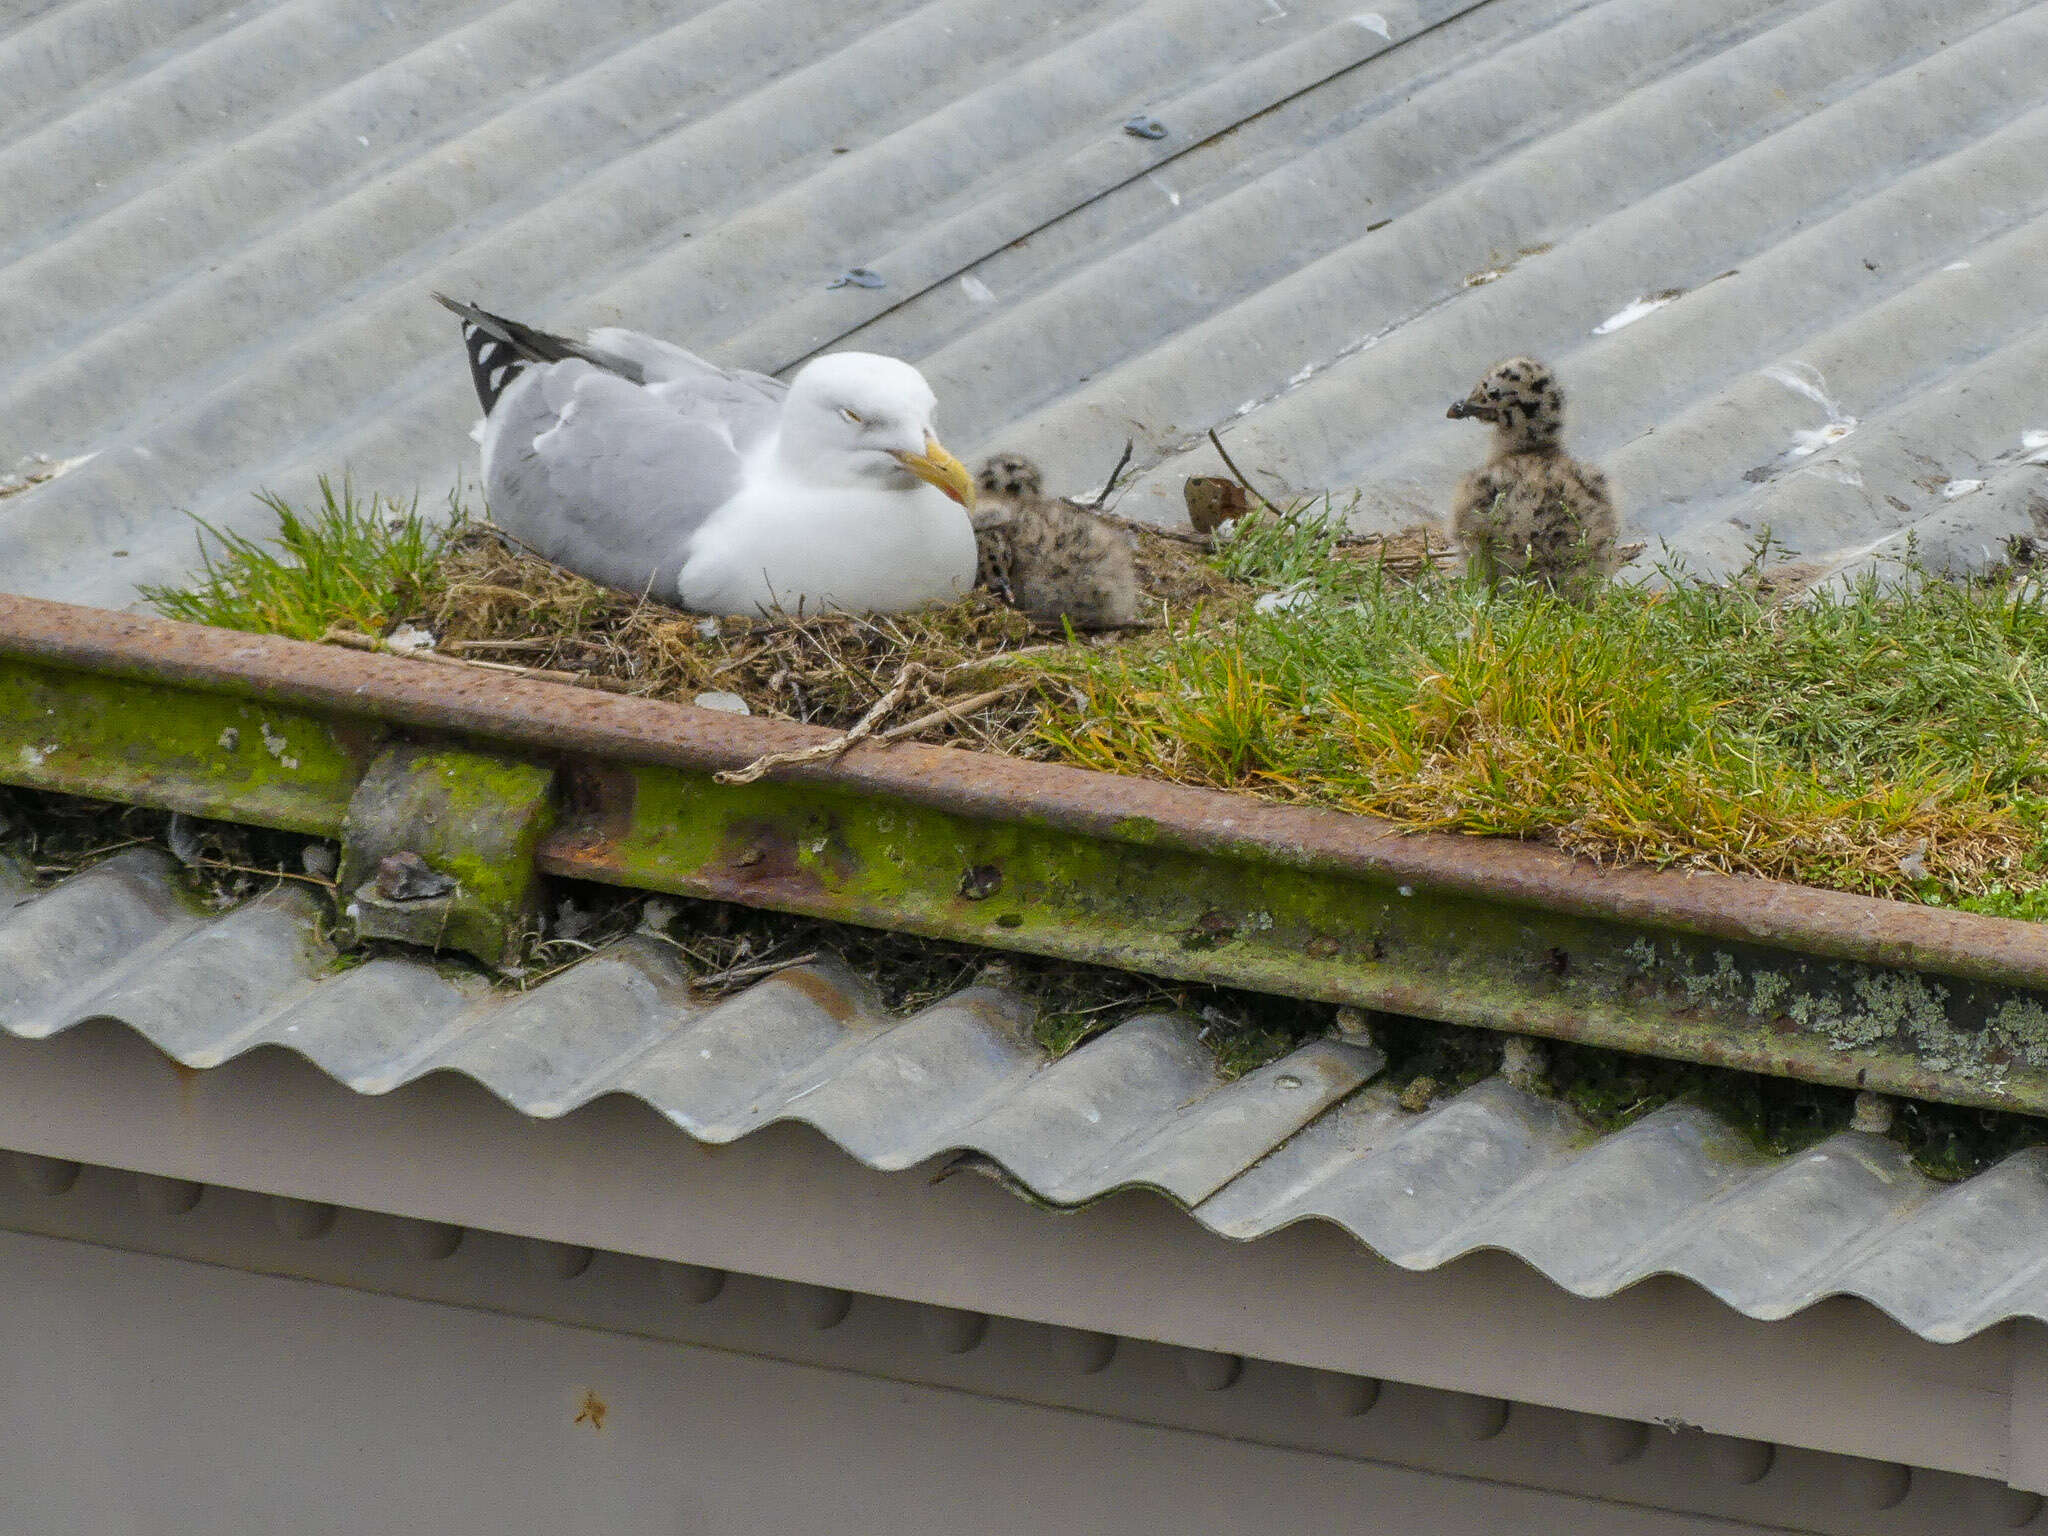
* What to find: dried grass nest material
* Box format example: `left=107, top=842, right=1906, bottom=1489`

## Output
left=390, top=519, right=1431, bottom=751
left=413, top=528, right=1063, bottom=751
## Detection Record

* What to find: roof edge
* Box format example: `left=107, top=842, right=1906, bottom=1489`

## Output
left=2, top=593, right=2045, bottom=1115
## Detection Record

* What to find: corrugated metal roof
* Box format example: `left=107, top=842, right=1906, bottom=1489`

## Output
left=7, top=0, right=2047, bottom=1351
left=4, top=0, right=2044, bottom=608
left=5, top=845, right=2045, bottom=1346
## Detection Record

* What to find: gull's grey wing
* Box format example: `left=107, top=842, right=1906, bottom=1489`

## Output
left=586, top=326, right=788, bottom=456
left=481, top=360, right=751, bottom=599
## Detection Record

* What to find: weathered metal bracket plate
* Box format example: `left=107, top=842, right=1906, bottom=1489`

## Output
left=1, top=596, right=2045, bottom=1115
left=340, top=745, right=558, bottom=968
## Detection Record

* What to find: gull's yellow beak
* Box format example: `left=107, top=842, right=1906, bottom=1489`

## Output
left=893, top=435, right=976, bottom=509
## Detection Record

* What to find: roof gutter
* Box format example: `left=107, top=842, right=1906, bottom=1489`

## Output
left=2, top=593, right=2044, bottom=1114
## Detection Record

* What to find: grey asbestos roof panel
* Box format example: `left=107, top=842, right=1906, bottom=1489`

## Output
left=3, top=0, right=2044, bottom=607
left=4, top=846, right=2046, bottom=1345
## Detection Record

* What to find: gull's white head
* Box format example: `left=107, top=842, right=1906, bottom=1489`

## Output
left=777, top=352, right=975, bottom=509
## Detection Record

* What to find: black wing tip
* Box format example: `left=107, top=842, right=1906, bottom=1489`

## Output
left=443, top=295, right=524, bottom=417
left=436, top=292, right=639, bottom=412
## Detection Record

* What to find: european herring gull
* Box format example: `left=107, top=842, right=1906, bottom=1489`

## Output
left=969, top=453, right=1144, bottom=630
left=434, top=295, right=978, bottom=616
left=1447, top=356, right=1619, bottom=602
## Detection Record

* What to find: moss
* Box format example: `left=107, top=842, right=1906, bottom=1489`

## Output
left=337, top=746, right=557, bottom=967
left=7, top=786, right=2046, bottom=1175
left=1543, top=1039, right=1853, bottom=1155
left=1371, top=1012, right=1503, bottom=1099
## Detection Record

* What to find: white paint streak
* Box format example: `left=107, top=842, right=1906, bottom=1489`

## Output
left=0, top=452, right=100, bottom=500
left=1355, top=11, right=1391, bottom=38
left=1764, top=363, right=1857, bottom=458
left=958, top=274, right=996, bottom=305
left=1592, top=295, right=1675, bottom=334
left=1940, top=478, right=1985, bottom=500
left=1787, top=422, right=1856, bottom=458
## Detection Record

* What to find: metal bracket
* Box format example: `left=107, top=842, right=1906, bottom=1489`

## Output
left=338, top=745, right=558, bottom=969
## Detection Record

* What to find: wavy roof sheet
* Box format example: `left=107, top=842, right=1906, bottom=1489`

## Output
left=4, top=847, right=2044, bottom=1345
left=6, top=0, right=2047, bottom=1347
left=2, top=0, right=2043, bottom=607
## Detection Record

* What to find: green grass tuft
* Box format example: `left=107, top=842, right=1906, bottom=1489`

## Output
left=1038, top=512, right=2048, bottom=909
left=141, top=476, right=458, bottom=643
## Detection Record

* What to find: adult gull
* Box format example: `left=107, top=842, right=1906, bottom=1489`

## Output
left=434, top=294, right=978, bottom=616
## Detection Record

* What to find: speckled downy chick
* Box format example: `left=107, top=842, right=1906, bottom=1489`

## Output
left=971, top=454, right=1145, bottom=630
left=1447, top=358, right=1619, bottom=600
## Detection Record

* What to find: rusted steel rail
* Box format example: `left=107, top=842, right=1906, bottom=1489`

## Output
left=1, top=593, right=2045, bottom=1113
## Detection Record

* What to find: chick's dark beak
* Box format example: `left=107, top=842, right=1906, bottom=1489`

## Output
left=1447, top=395, right=1498, bottom=423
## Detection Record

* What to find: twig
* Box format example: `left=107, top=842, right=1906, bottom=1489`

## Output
left=195, top=859, right=338, bottom=890
left=715, top=663, right=928, bottom=784
left=1082, top=506, right=1211, bottom=546
left=945, top=644, right=1067, bottom=674
left=1029, top=616, right=1158, bottom=637
left=877, top=679, right=1037, bottom=744
left=443, top=636, right=602, bottom=655
left=1207, top=427, right=1291, bottom=518
left=27, top=836, right=154, bottom=872
left=322, top=628, right=641, bottom=694
left=1094, top=437, right=1135, bottom=508
left=691, top=950, right=823, bottom=992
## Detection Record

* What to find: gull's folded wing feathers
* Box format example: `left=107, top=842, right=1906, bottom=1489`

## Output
left=484, top=361, right=747, bottom=599
left=585, top=327, right=787, bottom=455
left=585, top=327, right=785, bottom=397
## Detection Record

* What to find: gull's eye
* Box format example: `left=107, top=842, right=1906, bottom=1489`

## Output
left=840, top=407, right=865, bottom=426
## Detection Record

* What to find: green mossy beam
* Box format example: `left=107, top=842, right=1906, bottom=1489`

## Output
left=2, top=596, right=2046, bottom=1117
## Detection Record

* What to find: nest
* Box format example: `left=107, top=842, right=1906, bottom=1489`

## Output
left=352, top=523, right=1262, bottom=755
left=301, top=484, right=1455, bottom=767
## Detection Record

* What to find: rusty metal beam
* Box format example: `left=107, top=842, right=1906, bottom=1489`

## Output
left=1, top=594, right=2045, bottom=1114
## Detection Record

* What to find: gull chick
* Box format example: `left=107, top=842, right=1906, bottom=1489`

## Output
left=971, top=454, right=1145, bottom=630
left=436, top=294, right=976, bottom=617
left=1447, top=357, right=1618, bottom=600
